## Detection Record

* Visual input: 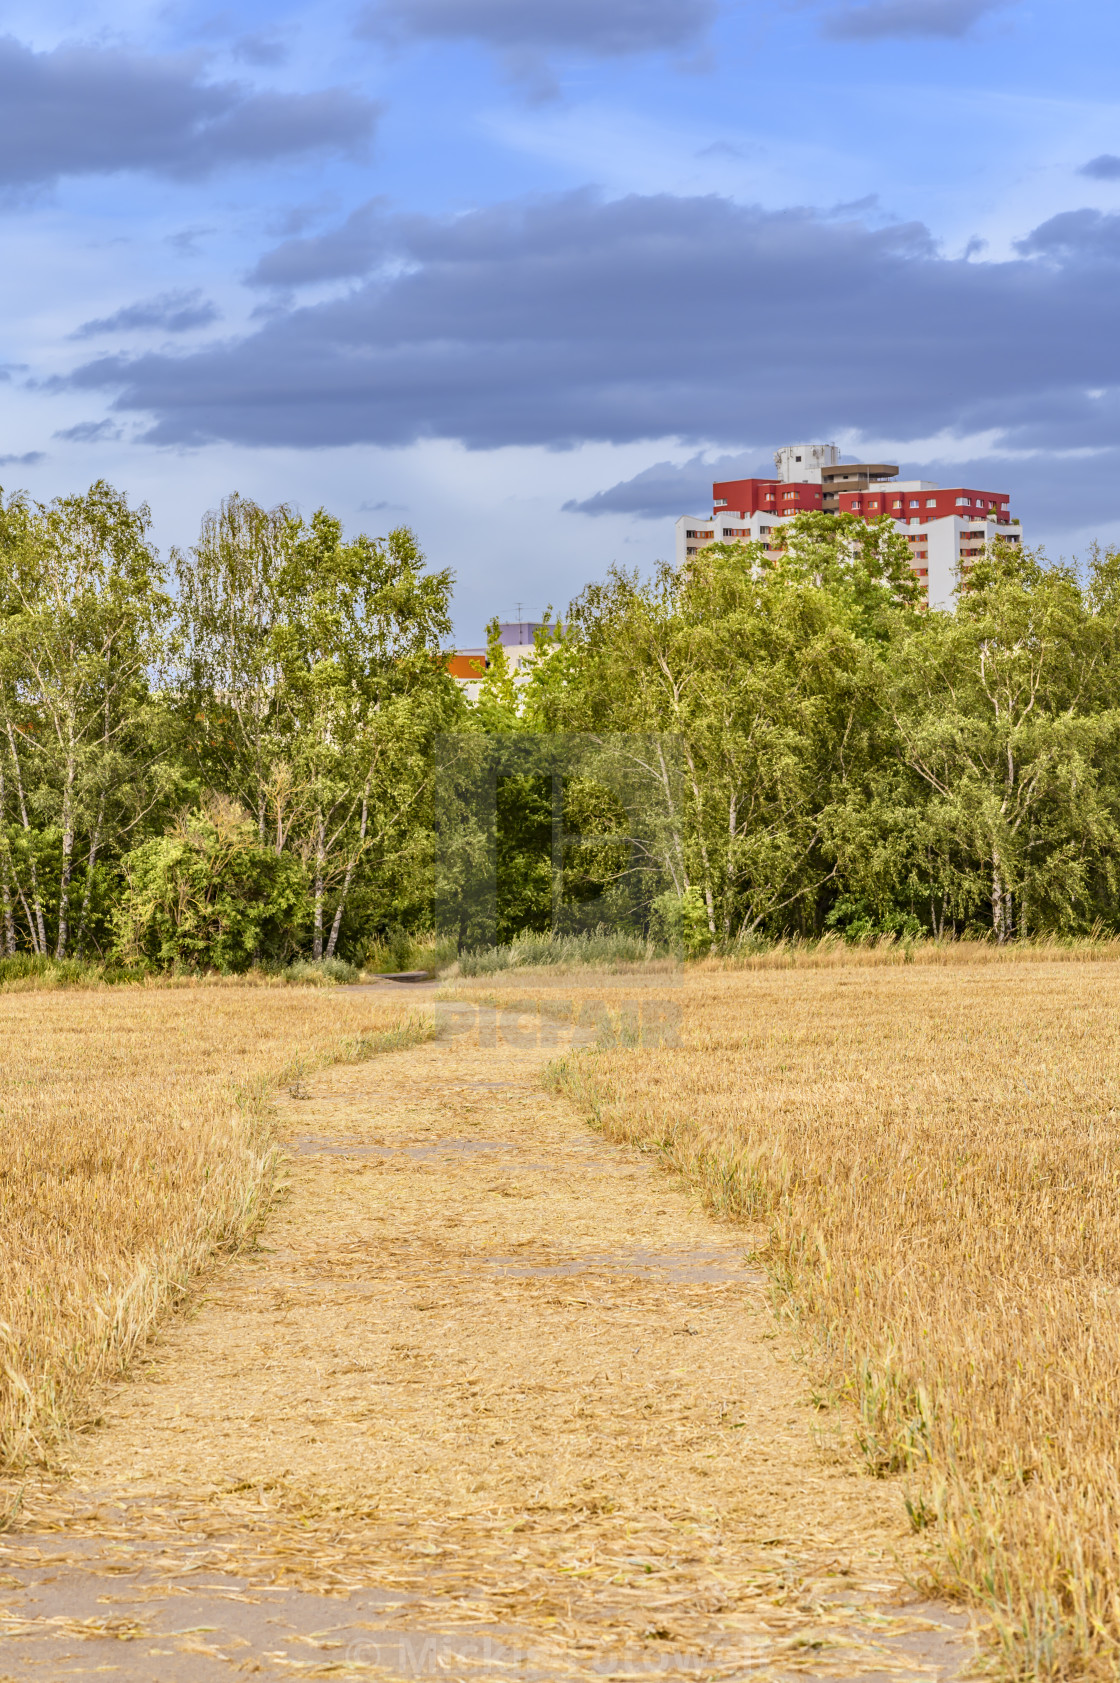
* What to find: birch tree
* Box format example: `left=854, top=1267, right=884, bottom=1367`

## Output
left=884, top=543, right=1120, bottom=939
left=0, top=482, right=169, bottom=956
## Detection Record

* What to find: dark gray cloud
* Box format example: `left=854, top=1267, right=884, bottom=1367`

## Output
left=0, top=451, right=44, bottom=467
left=355, top=0, right=715, bottom=57
left=1079, top=155, right=1120, bottom=181
left=1015, top=209, right=1120, bottom=260
left=565, top=451, right=767, bottom=518
left=62, top=189, right=1120, bottom=461
left=0, top=34, right=377, bottom=187
left=248, top=200, right=387, bottom=286
left=71, top=289, right=220, bottom=339
left=53, top=420, right=123, bottom=443
left=821, top=0, right=1008, bottom=39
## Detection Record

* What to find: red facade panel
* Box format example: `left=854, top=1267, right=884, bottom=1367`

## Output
left=713, top=477, right=824, bottom=514
left=837, top=487, right=1011, bottom=519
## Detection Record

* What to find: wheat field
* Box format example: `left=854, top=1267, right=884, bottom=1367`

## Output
left=455, top=950, right=1120, bottom=1678
left=0, top=984, right=430, bottom=1477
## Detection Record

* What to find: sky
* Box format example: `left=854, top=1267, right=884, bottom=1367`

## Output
left=3, top=0, right=1120, bottom=638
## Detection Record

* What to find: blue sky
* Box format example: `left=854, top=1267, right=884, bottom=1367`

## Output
left=3, top=0, right=1120, bottom=636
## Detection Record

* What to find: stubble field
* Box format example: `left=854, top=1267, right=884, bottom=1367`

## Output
left=4, top=952, right=1120, bottom=1678
left=0, top=984, right=430, bottom=1477
left=458, top=949, right=1120, bottom=1678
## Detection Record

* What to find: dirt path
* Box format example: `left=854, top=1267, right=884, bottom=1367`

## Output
left=0, top=1002, right=974, bottom=1680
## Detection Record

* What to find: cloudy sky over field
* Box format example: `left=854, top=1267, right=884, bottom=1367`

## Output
left=3, top=0, right=1118, bottom=633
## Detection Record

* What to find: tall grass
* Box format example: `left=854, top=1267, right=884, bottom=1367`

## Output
left=461, top=957, right=1120, bottom=1677
left=454, top=927, right=665, bottom=976
left=0, top=987, right=431, bottom=1471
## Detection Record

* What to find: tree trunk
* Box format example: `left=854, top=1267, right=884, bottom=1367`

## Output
left=312, top=815, right=325, bottom=961
left=991, top=857, right=1011, bottom=945
left=6, top=723, right=46, bottom=954
left=0, top=766, right=16, bottom=956
left=55, top=759, right=76, bottom=960
left=73, top=797, right=106, bottom=959
left=682, top=743, right=717, bottom=943
left=325, top=790, right=370, bottom=961
left=0, top=858, right=14, bottom=956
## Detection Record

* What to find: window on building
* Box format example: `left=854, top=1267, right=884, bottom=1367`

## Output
left=909, top=499, right=920, bottom=508
left=956, top=496, right=970, bottom=506
left=892, top=499, right=903, bottom=508
left=926, top=498, right=937, bottom=508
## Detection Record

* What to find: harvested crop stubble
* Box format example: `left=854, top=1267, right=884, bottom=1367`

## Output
left=0, top=986, right=430, bottom=1472
left=453, top=952, right=1120, bottom=1677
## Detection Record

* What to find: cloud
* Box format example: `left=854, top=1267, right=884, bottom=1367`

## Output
left=247, top=200, right=388, bottom=286
left=0, top=451, right=44, bottom=467
left=71, top=289, right=220, bottom=339
left=821, top=0, right=1009, bottom=40
left=0, top=34, right=378, bottom=188
left=1015, top=209, right=1120, bottom=260
left=61, top=188, right=1120, bottom=459
left=232, top=31, right=288, bottom=66
left=53, top=420, right=123, bottom=443
left=565, top=451, right=768, bottom=518
left=1079, top=155, right=1120, bottom=182
left=355, top=0, right=716, bottom=58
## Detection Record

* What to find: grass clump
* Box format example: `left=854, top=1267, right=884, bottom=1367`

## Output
left=455, top=927, right=665, bottom=976
left=285, top=956, right=360, bottom=986
left=362, top=929, right=459, bottom=975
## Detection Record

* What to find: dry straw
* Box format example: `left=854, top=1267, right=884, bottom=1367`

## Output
left=0, top=985, right=430, bottom=1473
left=455, top=947, right=1120, bottom=1678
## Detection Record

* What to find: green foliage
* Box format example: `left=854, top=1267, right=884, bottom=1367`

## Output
left=362, top=928, right=459, bottom=974
left=285, top=956, right=360, bottom=985
left=824, top=895, right=924, bottom=944
left=455, top=927, right=661, bottom=975
left=0, top=472, right=1119, bottom=965
left=115, top=797, right=310, bottom=972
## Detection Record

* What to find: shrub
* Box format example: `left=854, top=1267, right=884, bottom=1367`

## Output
left=115, top=796, right=310, bottom=972
left=285, top=956, right=359, bottom=986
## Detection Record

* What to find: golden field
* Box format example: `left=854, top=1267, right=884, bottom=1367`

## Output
left=0, top=984, right=430, bottom=1476
left=455, top=950, right=1120, bottom=1678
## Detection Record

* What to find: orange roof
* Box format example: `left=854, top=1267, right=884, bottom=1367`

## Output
left=446, top=652, right=488, bottom=679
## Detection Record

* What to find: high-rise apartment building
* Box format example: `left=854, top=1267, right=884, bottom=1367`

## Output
left=680, top=443, right=1021, bottom=609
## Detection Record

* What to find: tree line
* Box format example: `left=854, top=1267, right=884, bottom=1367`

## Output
left=0, top=479, right=1116, bottom=968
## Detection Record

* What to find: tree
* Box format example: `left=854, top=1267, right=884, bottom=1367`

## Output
left=0, top=481, right=171, bottom=957
left=176, top=497, right=461, bottom=960
left=883, top=543, right=1120, bottom=939
left=533, top=526, right=901, bottom=944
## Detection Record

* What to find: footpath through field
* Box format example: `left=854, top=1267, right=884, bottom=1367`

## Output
left=0, top=999, right=973, bottom=1681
